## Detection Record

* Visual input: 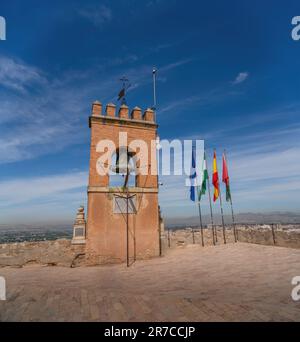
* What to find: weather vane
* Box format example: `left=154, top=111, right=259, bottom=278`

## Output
left=118, top=76, right=131, bottom=105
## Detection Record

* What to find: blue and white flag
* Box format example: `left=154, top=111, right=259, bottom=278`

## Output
left=190, top=147, right=197, bottom=202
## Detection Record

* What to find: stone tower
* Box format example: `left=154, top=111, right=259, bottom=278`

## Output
left=85, top=101, right=160, bottom=265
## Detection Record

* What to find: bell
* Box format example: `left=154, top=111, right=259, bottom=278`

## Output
left=112, top=147, right=135, bottom=174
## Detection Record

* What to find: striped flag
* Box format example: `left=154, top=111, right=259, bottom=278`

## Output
left=222, top=153, right=232, bottom=202
left=198, top=152, right=209, bottom=201
left=212, top=151, right=220, bottom=202
left=190, top=147, right=197, bottom=202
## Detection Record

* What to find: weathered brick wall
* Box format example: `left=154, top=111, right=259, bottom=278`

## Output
left=86, top=103, right=160, bottom=264
left=0, top=240, right=85, bottom=268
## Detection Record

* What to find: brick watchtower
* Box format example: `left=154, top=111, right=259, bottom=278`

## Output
left=85, top=101, right=160, bottom=265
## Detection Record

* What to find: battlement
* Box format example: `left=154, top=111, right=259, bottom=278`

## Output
left=90, top=101, right=156, bottom=125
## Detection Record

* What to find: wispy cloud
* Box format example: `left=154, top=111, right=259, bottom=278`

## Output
left=0, top=171, right=88, bottom=208
left=232, top=71, right=249, bottom=85
left=159, top=58, right=194, bottom=73
left=158, top=106, right=300, bottom=216
left=0, top=55, right=190, bottom=165
left=159, top=147, right=300, bottom=215
left=148, top=42, right=179, bottom=53
left=78, top=5, right=112, bottom=27
left=183, top=103, right=300, bottom=144
left=0, top=171, right=88, bottom=224
left=159, top=86, right=239, bottom=115
left=0, top=56, right=47, bottom=93
left=1, top=100, right=300, bottom=221
left=147, top=0, right=163, bottom=7
left=0, top=58, right=100, bottom=164
left=109, top=58, right=195, bottom=101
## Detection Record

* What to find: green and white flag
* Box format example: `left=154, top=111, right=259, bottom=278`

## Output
left=198, top=152, right=209, bottom=201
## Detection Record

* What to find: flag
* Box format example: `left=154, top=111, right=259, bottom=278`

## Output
left=118, top=88, right=125, bottom=101
left=198, top=152, right=209, bottom=201
left=222, top=153, right=231, bottom=202
left=212, top=151, right=220, bottom=202
left=190, top=147, right=197, bottom=202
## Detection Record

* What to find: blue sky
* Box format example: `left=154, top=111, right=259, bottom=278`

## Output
left=0, top=0, right=300, bottom=224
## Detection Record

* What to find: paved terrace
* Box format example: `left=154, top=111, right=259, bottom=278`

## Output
left=0, top=243, right=300, bottom=322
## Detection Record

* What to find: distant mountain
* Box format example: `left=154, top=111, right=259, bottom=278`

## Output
left=0, top=224, right=72, bottom=231
left=165, top=212, right=300, bottom=228
left=1, top=211, right=300, bottom=233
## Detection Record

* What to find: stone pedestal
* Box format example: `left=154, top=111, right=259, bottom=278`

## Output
left=72, top=206, right=86, bottom=245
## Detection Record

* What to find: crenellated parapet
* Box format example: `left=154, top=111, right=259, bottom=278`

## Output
left=90, top=101, right=156, bottom=126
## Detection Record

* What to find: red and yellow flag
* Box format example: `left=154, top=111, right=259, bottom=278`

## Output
left=222, top=153, right=232, bottom=202
left=212, top=151, right=220, bottom=202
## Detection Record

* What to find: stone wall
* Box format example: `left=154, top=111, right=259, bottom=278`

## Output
left=237, top=225, right=300, bottom=249
left=1, top=224, right=300, bottom=268
left=163, top=224, right=300, bottom=250
left=162, top=227, right=236, bottom=250
left=0, top=240, right=85, bottom=268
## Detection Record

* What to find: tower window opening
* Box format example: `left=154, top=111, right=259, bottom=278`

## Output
left=110, top=147, right=137, bottom=188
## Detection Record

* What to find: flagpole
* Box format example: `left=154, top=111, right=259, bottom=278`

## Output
left=197, top=201, right=205, bottom=247
left=214, top=148, right=226, bottom=245
left=152, top=67, right=161, bottom=248
left=224, top=150, right=238, bottom=242
left=218, top=184, right=227, bottom=245
left=152, top=67, right=157, bottom=121
left=206, top=151, right=216, bottom=246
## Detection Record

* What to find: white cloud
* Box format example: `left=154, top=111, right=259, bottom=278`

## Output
left=0, top=56, right=47, bottom=92
left=159, top=86, right=239, bottom=114
left=0, top=81, right=89, bottom=164
left=0, top=55, right=191, bottom=165
left=78, top=5, right=112, bottom=27
left=0, top=123, right=82, bottom=164
left=0, top=171, right=88, bottom=208
left=230, top=147, right=300, bottom=183
left=159, top=148, right=300, bottom=215
left=159, top=58, right=194, bottom=72
left=158, top=110, right=300, bottom=216
left=232, top=72, right=249, bottom=85
left=1, top=118, right=300, bottom=222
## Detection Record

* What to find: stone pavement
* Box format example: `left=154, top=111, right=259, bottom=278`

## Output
left=0, top=243, right=300, bottom=322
